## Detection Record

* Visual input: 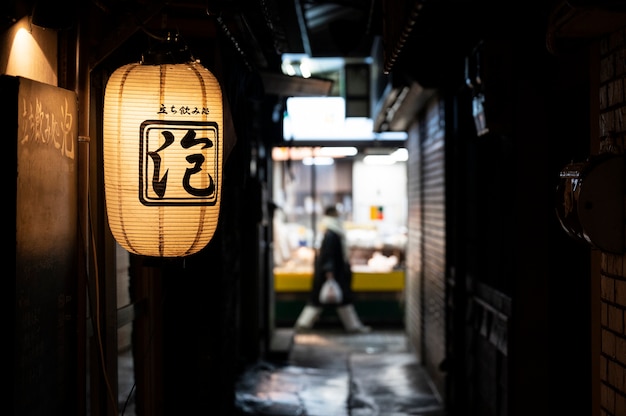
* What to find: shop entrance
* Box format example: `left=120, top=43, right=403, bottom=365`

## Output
left=271, top=145, right=408, bottom=328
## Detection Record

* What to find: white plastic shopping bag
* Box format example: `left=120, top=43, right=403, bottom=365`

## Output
left=319, top=278, right=343, bottom=304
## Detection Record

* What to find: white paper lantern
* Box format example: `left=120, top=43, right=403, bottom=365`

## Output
left=103, top=59, right=223, bottom=257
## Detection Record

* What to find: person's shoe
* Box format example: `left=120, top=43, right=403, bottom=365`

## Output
left=337, top=304, right=371, bottom=334
left=294, top=325, right=314, bottom=333
left=347, top=325, right=371, bottom=334
left=294, top=305, right=322, bottom=331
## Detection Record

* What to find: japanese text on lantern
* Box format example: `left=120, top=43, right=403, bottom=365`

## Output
left=139, top=120, right=220, bottom=206
left=157, top=104, right=211, bottom=115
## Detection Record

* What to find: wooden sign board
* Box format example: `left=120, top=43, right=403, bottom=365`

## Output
left=3, top=75, right=79, bottom=415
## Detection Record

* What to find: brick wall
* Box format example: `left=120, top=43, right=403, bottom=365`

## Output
left=599, top=28, right=626, bottom=416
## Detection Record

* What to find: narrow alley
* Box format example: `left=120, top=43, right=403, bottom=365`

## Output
left=234, top=328, right=444, bottom=415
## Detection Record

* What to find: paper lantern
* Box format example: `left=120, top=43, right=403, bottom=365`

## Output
left=103, top=57, right=223, bottom=257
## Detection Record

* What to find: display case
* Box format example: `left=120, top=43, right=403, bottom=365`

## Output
left=273, top=214, right=407, bottom=326
left=272, top=145, right=408, bottom=325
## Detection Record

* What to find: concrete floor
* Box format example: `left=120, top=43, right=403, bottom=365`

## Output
left=234, top=328, right=444, bottom=416
left=117, top=327, right=443, bottom=415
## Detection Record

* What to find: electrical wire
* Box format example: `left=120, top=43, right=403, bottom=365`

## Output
left=120, top=382, right=136, bottom=415
left=87, top=191, right=118, bottom=415
left=86, top=190, right=119, bottom=415
left=119, top=269, right=163, bottom=415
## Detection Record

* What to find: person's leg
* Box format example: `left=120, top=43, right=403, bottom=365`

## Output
left=294, top=304, right=322, bottom=331
left=337, top=304, right=371, bottom=333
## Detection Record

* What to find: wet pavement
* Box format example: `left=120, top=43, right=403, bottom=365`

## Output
left=234, top=328, right=444, bottom=415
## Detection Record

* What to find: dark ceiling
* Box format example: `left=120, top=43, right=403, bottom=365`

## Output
left=273, top=0, right=381, bottom=58
left=8, top=1, right=626, bottom=96
left=123, top=0, right=383, bottom=73
left=3, top=0, right=414, bottom=78
left=2, top=0, right=506, bottom=90
left=66, top=0, right=384, bottom=73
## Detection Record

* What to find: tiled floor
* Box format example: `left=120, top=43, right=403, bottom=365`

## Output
left=234, top=328, right=444, bottom=416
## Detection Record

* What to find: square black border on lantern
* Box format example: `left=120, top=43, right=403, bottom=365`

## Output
left=139, top=120, right=220, bottom=206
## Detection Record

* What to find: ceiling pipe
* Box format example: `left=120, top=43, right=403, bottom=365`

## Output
left=294, top=0, right=312, bottom=56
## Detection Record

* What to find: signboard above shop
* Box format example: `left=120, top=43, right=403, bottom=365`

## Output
left=283, top=96, right=407, bottom=143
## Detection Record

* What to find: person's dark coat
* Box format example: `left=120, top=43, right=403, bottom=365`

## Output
left=309, top=228, right=353, bottom=306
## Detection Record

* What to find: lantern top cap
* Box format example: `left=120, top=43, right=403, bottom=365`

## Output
left=141, top=32, right=194, bottom=65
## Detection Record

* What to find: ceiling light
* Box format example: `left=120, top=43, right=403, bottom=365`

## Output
left=303, top=156, right=334, bottom=166
left=317, top=147, right=358, bottom=157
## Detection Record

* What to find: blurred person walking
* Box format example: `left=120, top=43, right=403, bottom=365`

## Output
left=294, top=205, right=371, bottom=333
